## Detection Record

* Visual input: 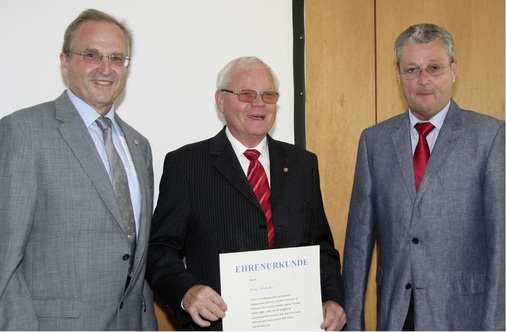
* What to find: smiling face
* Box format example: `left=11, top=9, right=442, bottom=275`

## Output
left=60, top=20, right=129, bottom=116
left=397, top=39, right=457, bottom=120
left=216, top=62, right=277, bottom=147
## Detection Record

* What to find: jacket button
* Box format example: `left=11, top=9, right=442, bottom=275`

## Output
left=412, top=238, right=419, bottom=244
left=122, top=254, right=130, bottom=261
left=119, top=301, right=124, bottom=309
left=405, top=283, right=412, bottom=290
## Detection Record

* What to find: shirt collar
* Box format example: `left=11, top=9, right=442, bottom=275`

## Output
left=408, top=100, right=450, bottom=130
left=66, top=89, right=117, bottom=128
left=225, top=126, right=269, bottom=159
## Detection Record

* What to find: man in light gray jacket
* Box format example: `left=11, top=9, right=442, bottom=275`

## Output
left=343, top=23, right=504, bottom=330
left=0, top=9, right=157, bottom=330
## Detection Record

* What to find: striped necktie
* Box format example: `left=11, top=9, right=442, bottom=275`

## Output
left=244, top=149, right=274, bottom=248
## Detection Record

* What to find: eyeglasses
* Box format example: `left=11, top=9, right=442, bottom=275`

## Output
left=399, top=64, right=450, bottom=80
left=66, top=50, right=130, bottom=67
left=221, top=89, right=279, bottom=104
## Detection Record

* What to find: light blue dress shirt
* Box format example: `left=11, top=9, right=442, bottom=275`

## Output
left=66, top=89, right=141, bottom=237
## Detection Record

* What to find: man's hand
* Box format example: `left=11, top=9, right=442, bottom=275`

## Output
left=320, top=300, right=347, bottom=331
left=182, top=285, right=228, bottom=327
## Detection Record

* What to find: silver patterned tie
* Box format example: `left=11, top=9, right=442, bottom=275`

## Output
left=96, top=117, right=136, bottom=276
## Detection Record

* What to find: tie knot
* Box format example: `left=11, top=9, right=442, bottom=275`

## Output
left=244, top=149, right=260, bottom=161
left=96, top=117, right=112, bottom=131
left=415, top=122, right=435, bottom=137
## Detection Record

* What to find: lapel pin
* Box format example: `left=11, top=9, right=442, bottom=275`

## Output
left=133, top=139, right=139, bottom=145
left=283, top=167, right=289, bottom=173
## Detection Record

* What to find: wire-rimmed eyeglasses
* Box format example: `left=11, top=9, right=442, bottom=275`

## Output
left=399, top=63, right=450, bottom=80
left=66, top=50, right=130, bottom=67
left=221, top=89, right=279, bottom=104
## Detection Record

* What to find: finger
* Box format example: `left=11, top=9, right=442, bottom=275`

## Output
left=210, top=294, right=228, bottom=312
left=183, top=285, right=228, bottom=327
left=321, top=301, right=347, bottom=331
left=189, top=310, right=211, bottom=328
left=200, top=304, right=225, bottom=321
left=322, top=319, right=345, bottom=331
left=204, top=303, right=227, bottom=319
left=332, top=313, right=347, bottom=331
left=190, top=305, right=226, bottom=328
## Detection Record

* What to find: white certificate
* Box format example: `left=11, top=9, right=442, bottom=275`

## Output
left=220, top=245, right=322, bottom=331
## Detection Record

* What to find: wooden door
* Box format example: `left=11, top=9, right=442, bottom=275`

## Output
left=305, top=0, right=504, bottom=330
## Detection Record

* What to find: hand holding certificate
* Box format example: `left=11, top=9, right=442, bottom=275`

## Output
left=220, top=245, right=323, bottom=331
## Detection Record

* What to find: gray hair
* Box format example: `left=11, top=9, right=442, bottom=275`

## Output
left=394, top=23, right=455, bottom=66
left=216, top=56, right=280, bottom=91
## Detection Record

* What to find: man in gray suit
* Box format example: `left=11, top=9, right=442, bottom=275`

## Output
left=343, top=23, right=504, bottom=330
left=0, top=9, right=157, bottom=330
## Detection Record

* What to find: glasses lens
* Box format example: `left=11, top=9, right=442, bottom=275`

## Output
left=401, top=68, right=420, bottom=80
left=237, top=90, right=257, bottom=103
left=261, top=91, right=279, bottom=104
left=109, top=55, right=125, bottom=67
left=426, top=65, right=445, bottom=76
left=81, top=53, right=100, bottom=64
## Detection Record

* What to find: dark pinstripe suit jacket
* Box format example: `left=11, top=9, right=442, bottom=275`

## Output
left=147, top=127, right=344, bottom=330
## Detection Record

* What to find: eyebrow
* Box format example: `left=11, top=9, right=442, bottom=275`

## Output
left=81, top=48, right=126, bottom=55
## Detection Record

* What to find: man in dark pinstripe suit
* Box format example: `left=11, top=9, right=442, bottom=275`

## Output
left=147, top=56, right=346, bottom=331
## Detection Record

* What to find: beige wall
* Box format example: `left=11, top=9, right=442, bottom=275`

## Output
left=305, top=0, right=505, bottom=330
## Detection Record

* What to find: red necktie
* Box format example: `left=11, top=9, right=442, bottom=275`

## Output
left=244, top=149, right=274, bottom=248
left=413, top=122, right=435, bottom=190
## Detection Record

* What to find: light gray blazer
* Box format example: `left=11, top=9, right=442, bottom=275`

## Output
left=343, top=100, right=505, bottom=330
left=0, top=92, right=158, bottom=330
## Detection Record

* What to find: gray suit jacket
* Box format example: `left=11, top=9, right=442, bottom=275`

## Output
left=0, top=92, right=158, bottom=330
left=343, top=100, right=505, bottom=330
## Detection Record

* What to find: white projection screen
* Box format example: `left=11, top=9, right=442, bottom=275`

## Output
left=0, top=0, right=295, bottom=197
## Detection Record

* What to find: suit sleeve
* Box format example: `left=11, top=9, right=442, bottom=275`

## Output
left=481, top=122, right=505, bottom=330
left=141, top=280, right=159, bottom=331
left=0, top=115, right=39, bottom=330
left=343, top=131, right=377, bottom=331
left=146, top=151, right=198, bottom=324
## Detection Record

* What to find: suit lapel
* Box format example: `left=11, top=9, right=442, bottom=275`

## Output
left=210, top=129, right=291, bottom=212
left=415, top=101, right=463, bottom=201
left=391, top=114, right=417, bottom=202
left=210, top=128, right=261, bottom=208
left=55, top=93, right=126, bottom=233
left=392, top=101, right=464, bottom=204
left=267, top=137, right=290, bottom=209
